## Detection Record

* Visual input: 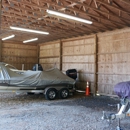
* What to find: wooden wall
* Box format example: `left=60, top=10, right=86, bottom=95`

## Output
left=1, top=28, right=130, bottom=96
left=62, top=36, right=96, bottom=93
left=39, top=27, right=130, bottom=97
left=97, top=28, right=130, bottom=96
left=39, top=36, right=96, bottom=94
left=0, top=40, right=2, bottom=62
left=1, top=42, right=38, bottom=70
left=39, top=41, right=60, bottom=70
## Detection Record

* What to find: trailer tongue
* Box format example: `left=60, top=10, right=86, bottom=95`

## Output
left=102, top=81, right=130, bottom=130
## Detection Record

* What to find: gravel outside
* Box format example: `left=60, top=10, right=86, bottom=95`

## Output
left=0, top=92, right=130, bottom=130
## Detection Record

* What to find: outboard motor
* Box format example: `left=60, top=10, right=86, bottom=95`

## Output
left=66, top=69, right=77, bottom=80
left=32, top=64, right=43, bottom=71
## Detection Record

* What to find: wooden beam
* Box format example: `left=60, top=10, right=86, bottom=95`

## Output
left=120, top=0, right=130, bottom=5
left=2, top=19, right=83, bottom=36
left=59, top=40, right=62, bottom=71
left=37, top=45, right=39, bottom=64
left=0, top=0, right=2, bottom=62
left=3, top=1, right=118, bottom=33
left=94, top=34, right=98, bottom=96
left=0, top=40, right=2, bottom=62
left=45, top=0, right=127, bottom=27
left=2, top=3, right=105, bottom=33
left=2, top=8, right=94, bottom=34
left=96, top=0, right=130, bottom=15
left=69, top=0, right=130, bottom=22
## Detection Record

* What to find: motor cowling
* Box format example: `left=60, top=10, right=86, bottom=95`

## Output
left=66, top=69, right=77, bottom=80
left=32, top=64, right=43, bottom=71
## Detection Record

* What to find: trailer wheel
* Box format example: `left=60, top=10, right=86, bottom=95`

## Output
left=45, top=88, right=57, bottom=100
left=59, top=88, right=69, bottom=99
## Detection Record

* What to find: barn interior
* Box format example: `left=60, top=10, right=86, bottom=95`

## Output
left=0, top=0, right=130, bottom=97
left=0, top=0, right=130, bottom=130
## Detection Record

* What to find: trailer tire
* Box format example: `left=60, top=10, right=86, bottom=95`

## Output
left=45, top=88, right=57, bottom=100
left=59, top=88, right=69, bottom=99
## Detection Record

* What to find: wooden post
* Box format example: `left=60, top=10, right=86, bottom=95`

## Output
left=37, top=44, right=39, bottom=64
left=0, top=0, right=3, bottom=62
left=0, top=0, right=2, bottom=35
left=0, top=40, right=2, bottom=62
left=94, top=34, right=98, bottom=96
left=59, top=40, right=62, bottom=71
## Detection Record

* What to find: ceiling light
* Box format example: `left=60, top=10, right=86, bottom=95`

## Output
left=10, top=26, right=49, bottom=35
left=2, top=35, right=15, bottom=40
left=46, top=9, right=92, bottom=24
left=23, top=38, right=38, bottom=43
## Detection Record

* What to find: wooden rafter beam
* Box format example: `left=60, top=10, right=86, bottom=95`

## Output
left=2, top=23, right=84, bottom=38
left=2, top=15, right=92, bottom=35
left=96, top=0, right=130, bottom=15
left=2, top=1, right=121, bottom=30
left=2, top=2, right=96, bottom=33
left=58, top=0, right=125, bottom=30
left=0, top=0, right=2, bottom=34
left=43, top=0, right=128, bottom=27
left=60, top=0, right=115, bottom=30
left=2, top=2, right=108, bottom=33
left=69, top=0, right=130, bottom=22
left=3, top=0, right=117, bottom=29
left=2, top=18, right=70, bottom=35
left=2, top=12, right=90, bottom=36
left=50, top=0, right=111, bottom=31
left=120, top=0, right=130, bottom=5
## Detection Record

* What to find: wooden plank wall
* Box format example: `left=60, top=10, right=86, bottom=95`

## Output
left=1, top=42, right=38, bottom=70
left=62, top=36, right=96, bottom=92
left=39, top=36, right=96, bottom=93
left=97, top=28, right=130, bottom=96
left=39, top=41, right=60, bottom=70
left=0, top=40, right=2, bottom=62
left=39, top=27, right=130, bottom=97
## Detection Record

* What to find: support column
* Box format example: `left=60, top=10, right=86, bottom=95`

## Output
left=37, top=44, right=39, bottom=64
left=0, top=0, right=2, bottom=62
left=0, top=40, right=2, bottom=62
left=59, top=40, right=62, bottom=71
left=94, top=34, right=98, bottom=96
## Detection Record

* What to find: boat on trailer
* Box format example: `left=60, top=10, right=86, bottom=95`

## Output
left=0, top=62, right=75, bottom=100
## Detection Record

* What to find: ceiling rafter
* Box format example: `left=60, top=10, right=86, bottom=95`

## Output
left=2, top=0, right=120, bottom=31
left=4, top=7, right=95, bottom=32
left=6, top=0, right=118, bottom=28
left=43, top=0, right=128, bottom=28
left=2, top=22, right=83, bottom=38
left=54, top=0, right=105, bottom=32
left=59, top=2, right=126, bottom=30
left=93, top=5, right=130, bottom=25
left=1, top=0, right=130, bottom=43
left=68, top=0, right=130, bottom=23
left=96, top=0, right=130, bottom=15
left=2, top=12, right=90, bottom=36
left=2, top=1, right=107, bottom=33
left=120, top=0, right=130, bottom=5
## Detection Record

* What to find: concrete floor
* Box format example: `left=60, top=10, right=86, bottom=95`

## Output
left=0, top=92, right=130, bottom=130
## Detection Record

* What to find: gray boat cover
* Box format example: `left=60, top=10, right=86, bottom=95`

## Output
left=114, top=81, right=130, bottom=99
left=0, top=62, right=75, bottom=87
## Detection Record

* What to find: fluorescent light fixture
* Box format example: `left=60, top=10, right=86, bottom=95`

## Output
left=10, top=26, right=49, bottom=35
left=2, top=35, right=15, bottom=40
left=23, top=38, right=38, bottom=43
left=46, top=9, right=92, bottom=24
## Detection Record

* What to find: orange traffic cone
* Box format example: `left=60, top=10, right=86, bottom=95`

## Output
left=86, top=81, right=90, bottom=96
